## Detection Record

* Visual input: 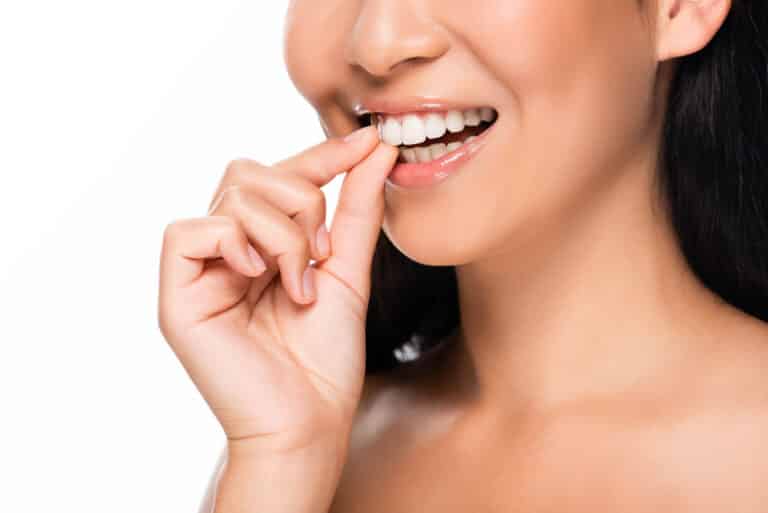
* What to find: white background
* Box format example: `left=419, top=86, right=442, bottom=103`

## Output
left=0, top=1, right=335, bottom=510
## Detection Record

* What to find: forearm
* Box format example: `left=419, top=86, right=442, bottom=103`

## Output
left=209, top=436, right=349, bottom=513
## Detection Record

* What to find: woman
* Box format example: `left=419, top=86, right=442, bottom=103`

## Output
left=158, top=0, right=768, bottom=511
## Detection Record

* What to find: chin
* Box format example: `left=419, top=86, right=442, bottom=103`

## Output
left=381, top=206, right=500, bottom=267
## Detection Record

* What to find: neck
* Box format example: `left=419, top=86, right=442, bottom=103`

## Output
left=450, top=146, right=730, bottom=410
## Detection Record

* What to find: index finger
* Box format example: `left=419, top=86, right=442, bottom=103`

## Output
left=272, top=125, right=380, bottom=186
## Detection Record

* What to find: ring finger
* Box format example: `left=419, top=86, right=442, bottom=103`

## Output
left=210, top=185, right=315, bottom=305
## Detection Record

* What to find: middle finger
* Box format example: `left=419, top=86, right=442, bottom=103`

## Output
left=209, top=161, right=330, bottom=262
left=210, top=185, right=315, bottom=305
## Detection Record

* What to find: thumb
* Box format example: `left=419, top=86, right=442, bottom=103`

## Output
left=316, top=142, right=399, bottom=304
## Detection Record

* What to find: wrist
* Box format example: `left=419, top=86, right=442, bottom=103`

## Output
left=213, top=431, right=351, bottom=513
left=226, top=423, right=351, bottom=468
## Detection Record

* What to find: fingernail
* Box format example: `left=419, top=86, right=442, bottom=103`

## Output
left=247, top=244, right=266, bottom=273
left=302, top=266, right=316, bottom=301
left=316, top=224, right=330, bottom=259
left=343, top=125, right=371, bottom=143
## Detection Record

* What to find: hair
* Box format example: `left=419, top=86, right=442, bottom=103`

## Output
left=363, top=0, right=768, bottom=375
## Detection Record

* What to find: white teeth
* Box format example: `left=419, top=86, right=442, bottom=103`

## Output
left=445, top=110, right=465, bottom=133
left=463, top=109, right=481, bottom=127
left=382, top=117, right=402, bottom=146
left=401, top=147, right=418, bottom=163
left=429, top=143, right=448, bottom=160
left=480, top=107, right=495, bottom=122
left=415, top=146, right=432, bottom=163
left=398, top=134, right=482, bottom=163
left=401, top=114, right=426, bottom=145
left=378, top=108, right=496, bottom=153
left=424, top=113, right=447, bottom=140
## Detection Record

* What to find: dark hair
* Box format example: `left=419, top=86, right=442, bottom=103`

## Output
left=364, top=0, right=768, bottom=374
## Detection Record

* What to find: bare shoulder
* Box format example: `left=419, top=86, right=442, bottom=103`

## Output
left=659, top=396, right=768, bottom=511
left=647, top=313, right=768, bottom=510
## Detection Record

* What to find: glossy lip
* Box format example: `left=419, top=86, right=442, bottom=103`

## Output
left=353, top=94, right=496, bottom=117
left=384, top=116, right=499, bottom=191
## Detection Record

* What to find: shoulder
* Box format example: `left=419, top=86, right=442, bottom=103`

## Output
left=639, top=315, right=768, bottom=510
left=653, top=400, right=768, bottom=511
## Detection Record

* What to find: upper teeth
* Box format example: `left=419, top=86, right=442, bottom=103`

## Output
left=377, top=107, right=495, bottom=147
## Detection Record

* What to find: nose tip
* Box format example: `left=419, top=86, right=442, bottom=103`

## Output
left=344, top=3, right=449, bottom=78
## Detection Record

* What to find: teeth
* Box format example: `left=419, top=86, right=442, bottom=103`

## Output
left=382, top=117, right=402, bottom=146
left=401, top=147, right=417, bottom=163
left=424, top=113, right=447, bottom=140
left=463, top=109, right=481, bottom=127
left=377, top=107, right=496, bottom=156
left=398, top=135, right=478, bottom=163
left=445, top=110, right=465, bottom=133
left=401, top=114, right=426, bottom=145
left=415, top=146, right=432, bottom=163
left=429, top=143, right=448, bottom=160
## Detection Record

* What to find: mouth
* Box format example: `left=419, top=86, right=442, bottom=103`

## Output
left=357, top=107, right=498, bottom=163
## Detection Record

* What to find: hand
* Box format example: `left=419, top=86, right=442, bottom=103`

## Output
left=158, top=126, right=398, bottom=453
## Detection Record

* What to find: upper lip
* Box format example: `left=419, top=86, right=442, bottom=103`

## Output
left=353, top=94, right=495, bottom=116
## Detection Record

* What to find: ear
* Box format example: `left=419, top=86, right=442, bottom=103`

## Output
left=654, top=0, right=732, bottom=61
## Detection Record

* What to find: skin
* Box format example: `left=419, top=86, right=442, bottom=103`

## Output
left=281, top=0, right=768, bottom=511
left=158, top=1, right=768, bottom=512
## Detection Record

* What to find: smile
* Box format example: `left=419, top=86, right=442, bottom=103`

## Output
left=357, top=106, right=499, bottom=190
left=372, top=108, right=498, bottom=163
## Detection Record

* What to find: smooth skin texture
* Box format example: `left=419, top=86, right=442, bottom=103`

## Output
left=159, top=0, right=768, bottom=512
left=283, top=0, right=768, bottom=511
left=159, top=127, right=399, bottom=512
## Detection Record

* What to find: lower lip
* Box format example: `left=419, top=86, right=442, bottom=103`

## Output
left=385, top=121, right=497, bottom=190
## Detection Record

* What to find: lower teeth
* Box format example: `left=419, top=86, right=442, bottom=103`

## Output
left=399, top=136, right=477, bottom=163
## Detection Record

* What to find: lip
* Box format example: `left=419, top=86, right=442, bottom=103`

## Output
left=354, top=94, right=495, bottom=117
left=384, top=116, right=498, bottom=191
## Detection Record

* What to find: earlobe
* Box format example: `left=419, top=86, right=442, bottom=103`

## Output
left=655, top=0, right=732, bottom=62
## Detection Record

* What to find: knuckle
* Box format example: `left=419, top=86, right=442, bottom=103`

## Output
left=162, top=218, right=188, bottom=243
left=222, top=217, right=243, bottom=242
left=304, top=186, right=325, bottom=212
left=225, top=185, right=249, bottom=212
left=223, top=183, right=244, bottom=200
left=210, top=213, right=238, bottom=233
left=207, top=217, right=241, bottom=247
left=223, top=158, right=248, bottom=178
left=224, top=158, right=263, bottom=180
left=213, top=184, right=244, bottom=213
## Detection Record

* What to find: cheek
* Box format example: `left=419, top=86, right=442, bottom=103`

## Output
left=283, top=0, right=353, bottom=107
left=476, top=0, right=656, bottom=205
left=383, top=1, right=656, bottom=266
left=474, top=0, right=653, bottom=130
left=488, top=0, right=655, bottom=146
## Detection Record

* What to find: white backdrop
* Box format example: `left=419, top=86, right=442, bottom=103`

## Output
left=0, top=1, right=334, bottom=510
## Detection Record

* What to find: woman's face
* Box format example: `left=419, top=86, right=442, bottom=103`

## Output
left=283, top=0, right=662, bottom=265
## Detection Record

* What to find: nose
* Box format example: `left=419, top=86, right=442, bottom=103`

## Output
left=344, top=0, right=450, bottom=78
